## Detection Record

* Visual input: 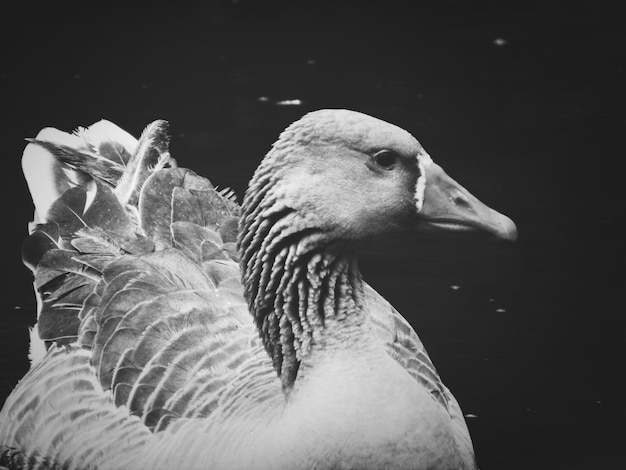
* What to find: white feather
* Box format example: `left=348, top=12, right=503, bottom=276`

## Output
left=28, top=323, right=47, bottom=365
left=74, top=119, right=138, bottom=164
left=415, top=149, right=432, bottom=212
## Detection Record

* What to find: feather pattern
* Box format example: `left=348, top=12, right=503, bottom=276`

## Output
left=0, top=112, right=486, bottom=469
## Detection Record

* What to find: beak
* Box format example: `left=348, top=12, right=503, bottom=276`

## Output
left=416, top=158, right=517, bottom=241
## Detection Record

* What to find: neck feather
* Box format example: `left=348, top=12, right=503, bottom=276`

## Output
left=238, top=169, right=365, bottom=391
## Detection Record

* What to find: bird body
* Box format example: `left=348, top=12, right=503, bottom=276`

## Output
left=141, top=341, right=464, bottom=470
left=1, top=110, right=516, bottom=469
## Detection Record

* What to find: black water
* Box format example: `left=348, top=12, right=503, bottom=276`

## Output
left=0, top=2, right=623, bottom=468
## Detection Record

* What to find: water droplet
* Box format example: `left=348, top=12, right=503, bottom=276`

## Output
left=450, top=285, right=460, bottom=290
left=275, top=99, right=303, bottom=106
left=493, top=38, right=507, bottom=46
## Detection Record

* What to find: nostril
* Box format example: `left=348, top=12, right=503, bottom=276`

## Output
left=451, top=192, right=470, bottom=207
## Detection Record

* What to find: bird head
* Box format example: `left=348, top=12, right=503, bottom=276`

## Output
left=247, top=109, right=517, bottom=244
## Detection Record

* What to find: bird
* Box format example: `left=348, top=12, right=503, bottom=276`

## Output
left=0, top=109, right=516, bottom=470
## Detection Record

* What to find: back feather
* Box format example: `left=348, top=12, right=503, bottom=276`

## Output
left=20, top=120, right=238, bottom=352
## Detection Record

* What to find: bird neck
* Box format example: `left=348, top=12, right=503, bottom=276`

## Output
left=239, top=187, right=366, bottom=392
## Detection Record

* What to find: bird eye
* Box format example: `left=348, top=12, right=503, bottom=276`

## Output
left=373, top=150, right=398, bottom=169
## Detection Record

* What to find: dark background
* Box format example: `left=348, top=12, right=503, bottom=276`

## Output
left=0, top=1, right=623, bottom=469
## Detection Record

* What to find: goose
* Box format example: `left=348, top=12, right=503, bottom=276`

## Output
left=0, top=109, right=516, bottom=470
